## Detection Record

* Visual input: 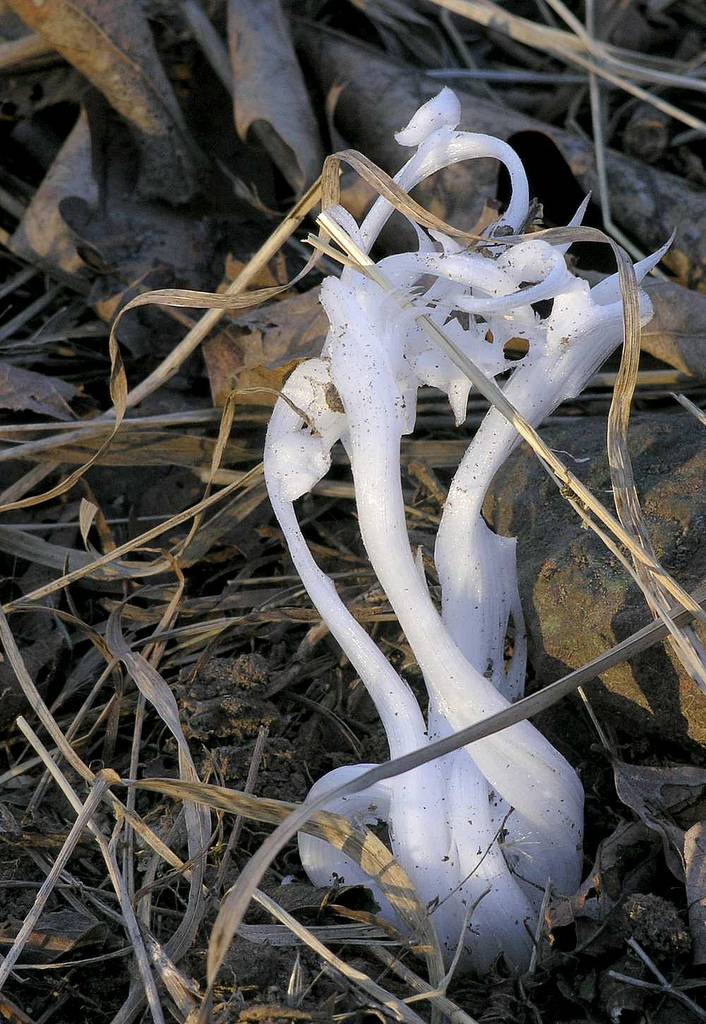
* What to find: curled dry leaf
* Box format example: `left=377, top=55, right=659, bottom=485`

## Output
left=614, top=760, right=706, bottom=880
left=7, top=0, right=199, bottom=204
left=58, top=106, right=222, bottom=334
left=547, top=820, right=660, bottom=933
left=227, top=0, right=323, bottom=193
left=0, top=360, right=77, bottom=420
left=78, top=497, right=98, bottom=546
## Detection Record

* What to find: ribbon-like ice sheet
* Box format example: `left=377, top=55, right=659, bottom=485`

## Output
left=263, top=88, right=664, bottom=972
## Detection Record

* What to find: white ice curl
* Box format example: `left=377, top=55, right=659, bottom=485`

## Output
left=263, top=90, right=665, bottom=973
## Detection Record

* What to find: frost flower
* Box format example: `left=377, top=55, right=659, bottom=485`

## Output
left=263, top=89, right=662, bottom=972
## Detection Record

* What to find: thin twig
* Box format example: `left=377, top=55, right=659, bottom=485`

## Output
left=13, top=719, right=166, bottom=1024
left=215, top=725, right=269, bottom=894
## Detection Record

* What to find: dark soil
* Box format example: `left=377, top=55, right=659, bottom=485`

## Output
left=1, top=1, right=706, bottom=1023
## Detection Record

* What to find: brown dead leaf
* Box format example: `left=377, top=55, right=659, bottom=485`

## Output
left=10, top=109, right=97, bottom=282
left=0, top=910, right=107, bottom=963
left=641, top=278, right=706, bottom=377
left=614, top=761, right=706, bottom=879
left=227, top=0, right=323, bottom=193
left=47, top=99, right=222, bottom=335
left=547, top=820, right=659, bottom=932
left=550, top=764, right=706, bottom=960
left=200, top=333, right=242, bottom=408
left=7, top=0, right=199, bottom=203
left=236, top=360, right=301, bottom=399
left=203, top=288, right=327, bottom=406
left=223, top=252, right=288, bottom=290
left=0, top=361, right=77, bottom=420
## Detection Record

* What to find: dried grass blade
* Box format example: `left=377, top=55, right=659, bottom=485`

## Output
left=0, top=323, right=127, bottom=513
left=176, top=389, right=239, bottom=553
left=427, top=0, right=706, bottom=133
left=321, top=149, right=487, bottom=244
left=0, top=608, right=96, bottom=780
left=124, top=576, right=185, bottom=905
left=0, top=178, right=320, bottom=516
left=104, top=606, right=210, bottom=950
left=2, top=463, right=264, bottom=611
left=0, top=604, right=229, bottom=1024
left=12, top=719, right=165, bottom=1024
left=672, top=392, right=706, bottom=428
left=371, top=946, right=478, bottom=1024
left=0, top=463, right=58, bottom=504
left=0, top=607, right=202, bottom=912
left=95, top=605, right=213, bottom=1024
left=11, top=430, right=252, bottom=468
left=249, top=889, right=427, bottom=1024
left=0, top=755, right=118, bottom=990
left=426, top=0, right=587, bottom=55
left=127, top=778, right=444, bottom=995
left=606, top=249, right=706, bottom=692
left=0, top=525, right=161, bottom=580
left=214, top=724, right=268, bottom=894
left=117, top=177, right=322, bottom=411
left=142, top=934, right=200, bottom=1020
left=0, top=392, right=261, bottom=469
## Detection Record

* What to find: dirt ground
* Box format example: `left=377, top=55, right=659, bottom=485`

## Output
left=2, top=1, right=706, bottom=1022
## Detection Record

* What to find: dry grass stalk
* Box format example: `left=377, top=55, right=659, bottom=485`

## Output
left=11, top=719, right=166, bottom=1024
left=1, top=463, right=264, bottom=611
left=673, top=392, right=706, bottom=428
left=371, top=947, right=478, bottom=1024
left=130, top=776, right=444, bottom=982
left=214, top=724, right=269, bottom=894
left=0, top=747, right=119, bottom=989
left=428, top=0, right=706, bottom=133
left=117, top=177, right=322, bottom=411
left=252, top=891, right=427, bottom=1023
